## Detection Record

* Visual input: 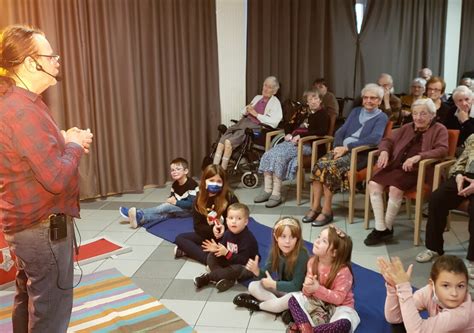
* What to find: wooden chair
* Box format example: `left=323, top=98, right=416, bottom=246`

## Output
left=363, top=129, right=459, bottom=245
left=432, top=158, right=469, bottom=231
left=347, top=121, right=394, bottom=224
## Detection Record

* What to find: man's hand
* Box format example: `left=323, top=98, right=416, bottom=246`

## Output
left=458, top=177, right=474, bottom=197
left=63, top=127, right=93, bottom=154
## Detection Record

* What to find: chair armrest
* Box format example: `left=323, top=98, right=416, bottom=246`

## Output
left=349, top=145, right=376, bottom=174
left=311, top=136, right=334, bottom=166
left=297, top=136, right=319, bottom=163
left=433, top=159, right=456, bottom=190
left=415, top=158, right=443, bottom=193
left=366, top=150, right=381, bottom=182
left=265, top=129, right=285, bottom=151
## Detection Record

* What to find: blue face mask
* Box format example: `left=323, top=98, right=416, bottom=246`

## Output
left=206, top=181, right=222, bottom=194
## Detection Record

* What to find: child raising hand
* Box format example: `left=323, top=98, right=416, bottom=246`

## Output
left=378, top=255, right=474, bottom=333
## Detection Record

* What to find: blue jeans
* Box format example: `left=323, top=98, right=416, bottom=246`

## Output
left=140, top=203, right=191, bottom=228
left=4, top=218, right=74, bottom=333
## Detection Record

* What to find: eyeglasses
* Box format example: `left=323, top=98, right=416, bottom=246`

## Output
left=328, top=224, right=346, bottom=238
left=36, top=54, right=61, bottom=63
left=426, top=87, right=442, bottom=93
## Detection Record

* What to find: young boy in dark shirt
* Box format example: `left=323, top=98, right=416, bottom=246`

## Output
left=194, top=203, right=259, bottom=292
left=119, top=157, right=198, bottom=228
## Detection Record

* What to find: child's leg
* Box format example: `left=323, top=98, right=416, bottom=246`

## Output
left=174, top=232, right=207, bottom=264
left=259, top=292, right=292, bottom=313
left=141, top=204, right=185, bottom=228
left=314, top=306, right=359, bottom=333
left=288, top=295, right=311, bottom=325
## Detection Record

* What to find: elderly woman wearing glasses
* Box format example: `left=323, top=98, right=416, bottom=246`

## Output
left=400, top=77, right=426, bottom=125
left=364, top=98, right=448, bottom=246
left=302, top=84, right=388, bottom=226
left=426, top=76, right=451, bottom=125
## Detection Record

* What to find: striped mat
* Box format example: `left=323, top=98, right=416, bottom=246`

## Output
left=0, top=268, right=194, bottom=332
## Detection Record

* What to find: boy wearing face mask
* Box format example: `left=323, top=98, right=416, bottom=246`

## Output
left=175, top=165, right=239, bottom=264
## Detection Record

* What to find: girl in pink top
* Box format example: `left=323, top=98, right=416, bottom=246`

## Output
left=287, top=225, right=360, bottom=333
left=378, top=255, right=474, bottom=333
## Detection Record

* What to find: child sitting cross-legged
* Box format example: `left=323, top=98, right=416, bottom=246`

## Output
left=119, top=157, right=198, bottom=228
left=193, top=203, right=258, bottom=292
left=286, top=225, right=360, bottom=333
left=378, top=255, right=474, bottom=333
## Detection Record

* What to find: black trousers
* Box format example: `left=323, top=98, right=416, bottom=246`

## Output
left=425, top=175, right=474, bottom=261
left=206, top=254, right=253, bottom=282
left=175, top=232, right=208, bottom=264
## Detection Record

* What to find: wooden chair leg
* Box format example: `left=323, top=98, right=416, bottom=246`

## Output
left=348, top=178, right=355, bottom=224
left=296, top=167, right=302, bottom=205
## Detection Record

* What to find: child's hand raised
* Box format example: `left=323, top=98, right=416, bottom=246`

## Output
left=261, top=271, right=277, bottom=290
left=245, top=255, right=260, bottom=277
left=377, top=256, right=413, bottom=287
left=202, top=239, right=220, bottom=253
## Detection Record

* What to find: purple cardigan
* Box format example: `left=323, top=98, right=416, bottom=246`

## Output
left=373, top=122, right=449, bottom=180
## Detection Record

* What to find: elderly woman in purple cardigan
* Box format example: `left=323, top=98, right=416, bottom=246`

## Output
left=364, top=98, right=448, bottom=246
left=303, top=84, right=389, bottom=227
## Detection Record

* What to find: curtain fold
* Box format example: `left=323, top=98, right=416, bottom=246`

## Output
left=355, top=0, right=447, bottom=95
left=246, top=0, right=357, bottom=102
left=0, top=0, right=221, bottom=198
left=458, top=0, right=474, bottom=79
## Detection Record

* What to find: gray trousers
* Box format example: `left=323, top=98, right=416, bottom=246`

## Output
left=5, top=218, right=75, bottom=333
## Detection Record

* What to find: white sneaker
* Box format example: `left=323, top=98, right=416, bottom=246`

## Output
left=416, top=249, right=439, bottom=263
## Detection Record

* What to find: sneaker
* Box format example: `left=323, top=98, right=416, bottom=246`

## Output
left=364, top=228, right=394, bottom=246
left=119, top=206, right=129, bottom=218
left=254, top=191, right=272, bottom=203
left=128, top=208, right=144, bottom=229
left=416, top=249, right=439, bottom=263
left=216, top=279, right=235, bottom=292
left=174, top=246, right=186, bottom=259
left=194, top=273, right=210, bottom=289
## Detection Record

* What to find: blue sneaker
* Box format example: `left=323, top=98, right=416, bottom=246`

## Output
left=119, top=206, right=130, bottom=218
left=129, top=208, right=144, bottom=229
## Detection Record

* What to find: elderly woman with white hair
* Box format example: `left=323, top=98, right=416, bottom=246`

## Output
left=213, top=76, right=282, bottom=170
left=302, top=83, right=389, bottom=226
left=444, top=85, right=474, bottom=153
left=400, top=77, right=426, bottom=125
left=364, top=98, right=448, bottom=246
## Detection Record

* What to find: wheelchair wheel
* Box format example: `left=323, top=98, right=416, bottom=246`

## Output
left=270, top=133, right=286, bottom=148
left=241, top=171, right=258, bottom=189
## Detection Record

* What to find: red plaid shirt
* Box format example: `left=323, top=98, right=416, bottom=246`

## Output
left=0, top=86, right=83, bottom=234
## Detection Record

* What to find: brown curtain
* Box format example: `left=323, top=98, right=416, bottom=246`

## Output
left=0, top=0, right=221, bottom=199
left=458, top=0, right=474, bottom=79
left=355, top=0, right=447, bottom=95
left=246, top=0, right=357, bottom=102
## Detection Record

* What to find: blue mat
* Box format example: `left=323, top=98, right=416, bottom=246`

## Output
left=146, top=217, right=391, bottom=333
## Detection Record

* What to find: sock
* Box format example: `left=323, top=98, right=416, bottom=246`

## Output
left=271, top=174, right=282, bottom=198
left=264, top=172, right=273, bottom=193
left=314, top=319, right=351, bottom=333
left=213, top=143, right=224, bottom=165
left=288, top=296, right=310, bottom=325
left=370, top=191, right=386, bottom=231
left=385, top=197, right=402, bottom=230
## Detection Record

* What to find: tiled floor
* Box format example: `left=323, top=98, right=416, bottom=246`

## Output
left=5, top=176, right=472, bottom=332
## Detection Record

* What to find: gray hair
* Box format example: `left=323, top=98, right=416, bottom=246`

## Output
left=452, top=85, right=473, bottom=100
left=361, top=83, right=384, bottom=100
left=412, top=98, right=436, bottom=115
left=412, top=77, right=426, bottom=87
left=418, top=67, right=432, bottom=77
left=264, top=76, right=280, bottom=93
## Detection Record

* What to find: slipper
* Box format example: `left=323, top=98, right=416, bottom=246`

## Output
left=311, top=213, right=333, bottom=227
left=302, top=208, right=322, bottom=223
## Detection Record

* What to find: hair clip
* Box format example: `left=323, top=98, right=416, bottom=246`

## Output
left=328, top=224, right=346, bottom=238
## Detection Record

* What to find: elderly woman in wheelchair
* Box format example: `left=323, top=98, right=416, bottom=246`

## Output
left=213, top=76, right=282, bottom=170
left=254, top=89, right=331, bottom=207
left=417, top=134, right=474, bottom=278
